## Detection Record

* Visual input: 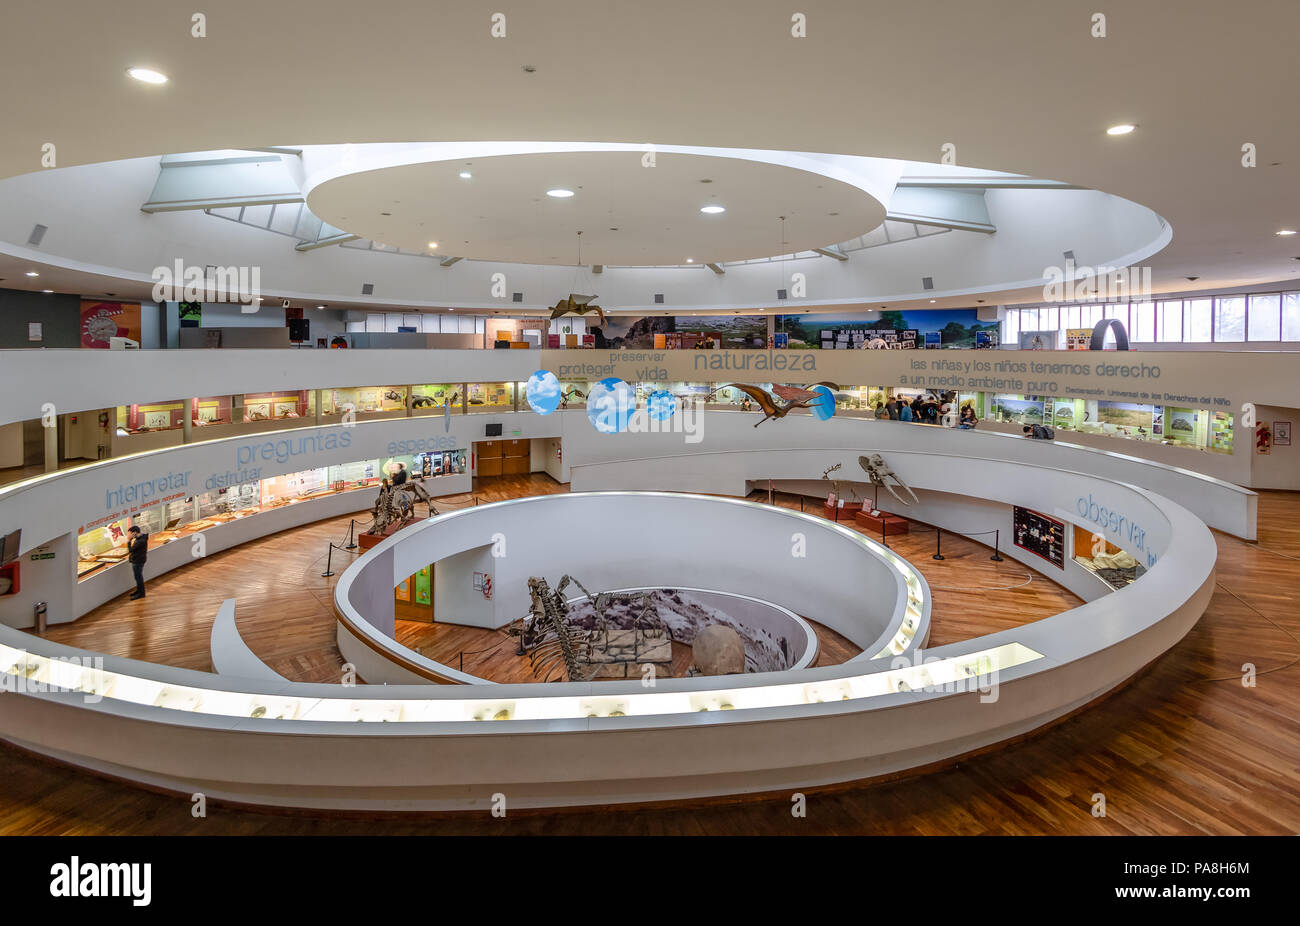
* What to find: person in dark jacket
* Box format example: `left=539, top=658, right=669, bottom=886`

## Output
left=127, top=525, right=149, bottom=600
left=391, top=462, right=408, bottom=486
left=885, top=399, right=900, bottom=420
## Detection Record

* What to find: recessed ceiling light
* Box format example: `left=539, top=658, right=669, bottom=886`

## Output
left=700, top=205, right=726, bottom=214
left=930, top=299, right=936, bottom=303
left=1277, top=229, right=1298, bottom=236
left=41, top=289, right=53, bottom=293
left=127, top=67, right=168, bottom=84
left=546, top=189, right=575, bottom=198
left=316, top=305, right=326, bottom=309
left=459, top=171, right=472, bottom=179
left=1106, top=123, right=1137, bottom=136
left=24, top=271, right=38, bottom=277
left=686, top=258, right=694, bottom=263
left=427, top=241, right=438, bottom=249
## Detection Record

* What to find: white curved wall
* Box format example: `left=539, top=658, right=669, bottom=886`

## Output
left=337, top=493, right=924, bottom=684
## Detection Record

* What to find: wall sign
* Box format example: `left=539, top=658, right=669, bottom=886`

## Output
left=27, top=322, right=42, bottom=342
left=1013, top=506, right=1065, bottom=569
left=1274, top=421, right=1291, bottom=446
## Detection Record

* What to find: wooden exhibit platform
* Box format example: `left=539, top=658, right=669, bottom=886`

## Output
left=854, top=508, right=911, bottom=536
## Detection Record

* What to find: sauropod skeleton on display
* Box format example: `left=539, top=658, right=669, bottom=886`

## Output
left=858, top=453, right=920, bottom=507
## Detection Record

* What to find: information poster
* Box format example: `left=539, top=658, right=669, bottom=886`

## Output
left=1013, top=506, right=1065, bottom=569
left=1065, top=328, right=1093, bottom=350
left=80, top=300, right=141, bottom=348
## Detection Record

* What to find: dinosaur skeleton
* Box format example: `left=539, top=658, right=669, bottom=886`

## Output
left=559, top=387, right=586, bottom=409
left=821, top=462, right=860, bottom=502
left=858, top=453, right=919, bottom=507
left=365, top=480, right=435, bottom=535
left=512, top=576, right=668, bottom=681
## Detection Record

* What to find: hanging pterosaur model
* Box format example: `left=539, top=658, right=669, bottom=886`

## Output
left=858, top=453, right=919, bottom=507
left=718, top=382, right=840, bottom=427
left=549, top=293, right=607, bottom=326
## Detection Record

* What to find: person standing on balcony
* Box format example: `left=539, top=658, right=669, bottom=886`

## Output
left=126, top=526, right=149, bottom=600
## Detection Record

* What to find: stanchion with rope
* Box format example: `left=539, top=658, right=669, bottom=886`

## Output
left=344, top=519, right=357, bottom=550
left=991, top=528, right=1004, bottom=561
left=933, top=527, right=945, bottom=560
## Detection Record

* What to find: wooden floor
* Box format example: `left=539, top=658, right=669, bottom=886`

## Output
left=2, top=477, right=1297, bottom=834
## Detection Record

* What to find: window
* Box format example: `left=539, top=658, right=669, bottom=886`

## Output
left=1157, top=301, right=1183, bottom=342
left=1004, top=309, right=1020, bottom=343
left=1105, top=303, right=1130, bottom=334
left=1085, top=304, right=1104, bottom=327
left=1042, top=307, right=1059, bottom=332
left=346, top=320, right=365, bottom=333
left=1185, top=299, right=1212, bottom=342
left=421, top=315, right=441, bottom=333
left=1283, top=293, right=1300, bottom=341
left=364, top=313, right=385, bottom=333
left=1132, top=302, right=1155, bottom=342
left=401, top=314, right=423, bottom=332
left=1248, top=294, right=1281, bottom=341
left=383, top=313, right=402, bottom=333
left=1215, top=297, right=1245, bottom=342
left=1063, top=305, right=1081, bottom=329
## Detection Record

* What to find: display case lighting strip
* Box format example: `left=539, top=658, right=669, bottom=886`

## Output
left=0, top=642, right=1041, bottom=725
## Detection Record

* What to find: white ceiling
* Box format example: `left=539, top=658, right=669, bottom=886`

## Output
left=308, top=151, right=884, bottom=266
left=0, top=0, right=1298, bottom=300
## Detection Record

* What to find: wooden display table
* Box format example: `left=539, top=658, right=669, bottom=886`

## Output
left=854, top=509, right=911, bottom=536
left=358, top=519, right=421, bottom=550
left=822, top=501, right=864, bottom=522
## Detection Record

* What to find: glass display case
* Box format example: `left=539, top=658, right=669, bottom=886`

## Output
left=466, top=382, right=515, bottom=413
left=243, top=391, right=308, bottom=422
left=409, top=383, right=460, bottom=413
left=116, top=401, right=186, bottom=433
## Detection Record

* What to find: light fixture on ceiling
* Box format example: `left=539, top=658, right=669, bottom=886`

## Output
left=459, top=171, right=472, bottom=179
left=427, top=241, right=439, bottom=249
left=686, top=258, right=694, bottom=263
left=127, top=67, right=168, bottom=84
left=315, top=305, right=326, bottom=309
left=1277, top=229, right=1298, bottom=236
left=1106, top=123, right=1137, bottom=136
left=41, top=289, right=53, bottom=293
left=24, top=271, right=38, bottom=277
left=930, top=299, right=936, bottom=303
left=700, top=205, right=726, bottom=214
left=546, top=189, right=575, bottom=198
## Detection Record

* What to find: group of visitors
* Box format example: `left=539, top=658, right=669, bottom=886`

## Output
left=874, top=395, right=977, bottom=428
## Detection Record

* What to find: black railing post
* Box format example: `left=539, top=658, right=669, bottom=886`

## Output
left=991, top=528, right=1004, bottom=562
left=881, top=515, right=888, bottom=549
left=344, top=519, right=357, bottom=550
left=933, top=528, right=945, bottom=560
left=321, top=543, right=335, bottom=578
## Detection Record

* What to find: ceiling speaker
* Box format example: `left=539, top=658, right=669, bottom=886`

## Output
left=361, top=283, right=375, bottom=295
left=654, top=293, right=665, bottom=304
left=512, top=292, right=523, bottom=302
left=26, top=224, right=48, bottom=247
left=776, top=289, right=788, bottom=300
left=921, top=277, right=934, bottom=290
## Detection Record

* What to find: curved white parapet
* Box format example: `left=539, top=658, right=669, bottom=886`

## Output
left=335, top=494, right=923, bottom=685
left=0, top=444, right=1216, bottom=810
left=208, top=599, right=286, bottom=683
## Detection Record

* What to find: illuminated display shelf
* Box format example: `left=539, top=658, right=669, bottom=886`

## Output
left=0, top=641, right=1042, bottom=723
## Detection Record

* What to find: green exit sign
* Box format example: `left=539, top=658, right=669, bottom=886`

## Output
left=30, top=553, right=54, bottom=561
